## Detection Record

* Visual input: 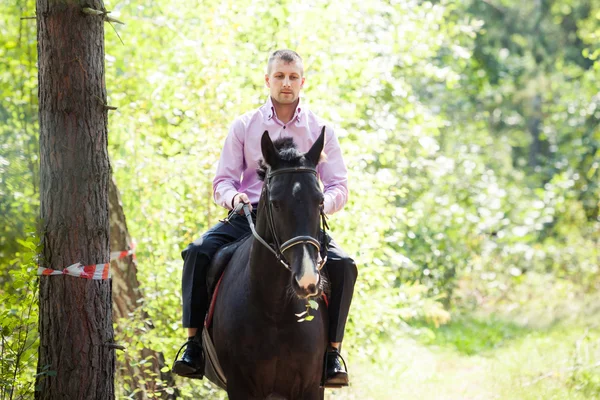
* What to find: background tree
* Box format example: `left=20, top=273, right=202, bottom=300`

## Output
left=109, top=176, right=177, bottom=399
left=35, top=0, right=115, bottom=397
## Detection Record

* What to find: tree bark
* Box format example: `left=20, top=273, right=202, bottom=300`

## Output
left=36, top=0, right=115, bottom=398
left=109, top=176, right=177, bottom=399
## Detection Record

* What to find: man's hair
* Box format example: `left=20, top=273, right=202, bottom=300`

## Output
left=267, top=49, right=303, bottom=75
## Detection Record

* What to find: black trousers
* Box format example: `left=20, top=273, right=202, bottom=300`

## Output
left=181, top=211, right=358, bottom=343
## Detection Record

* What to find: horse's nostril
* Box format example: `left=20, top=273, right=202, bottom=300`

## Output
left=295, top=273, right=319, bottom=289
left=293, top=278, right=319, bottom=298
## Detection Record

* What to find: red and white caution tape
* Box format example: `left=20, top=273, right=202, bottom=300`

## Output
left=37, top=262, right=111, bottom=280
left=110, top=242, right=136, bottom=261
left=37, top=243, right=134, bottom=280
left=110, top=248, right=136, bottom=261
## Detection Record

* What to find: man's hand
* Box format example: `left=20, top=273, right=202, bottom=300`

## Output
left=232, top=193, right=252, bottom=214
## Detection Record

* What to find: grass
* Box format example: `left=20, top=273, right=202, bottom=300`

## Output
left=415, top=315, right=531, bottom=356
left=326, top=278, right=600, bottom=400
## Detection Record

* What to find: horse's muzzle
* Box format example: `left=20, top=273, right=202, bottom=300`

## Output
left=292, top=275, right=321, bottom=299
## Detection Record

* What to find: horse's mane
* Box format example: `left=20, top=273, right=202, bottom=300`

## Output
left=257, top=137, right=303, bottom=181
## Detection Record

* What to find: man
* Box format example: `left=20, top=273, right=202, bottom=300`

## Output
left=172, top=49, right=357, bottom=386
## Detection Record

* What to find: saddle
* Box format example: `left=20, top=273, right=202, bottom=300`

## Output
left=206, top=233, right=251, bottom=299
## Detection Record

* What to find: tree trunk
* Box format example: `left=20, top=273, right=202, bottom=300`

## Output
left=109, top=176, right=178, bottom=399
left=36, top=0, right=115, bottom=398
left=527, top=94, right=542, bottom=169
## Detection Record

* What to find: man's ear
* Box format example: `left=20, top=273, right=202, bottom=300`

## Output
left=265, top=74, right=270, bottom=88
left=305, top=126, right=325, bottom=166
left=261, top=131, right=278, bottom=168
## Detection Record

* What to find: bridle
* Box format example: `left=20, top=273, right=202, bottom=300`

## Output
left=236, top=166, right=329, bottom=271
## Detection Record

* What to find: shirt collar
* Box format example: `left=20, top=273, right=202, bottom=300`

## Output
left=265, top=96, right=303, bottom=123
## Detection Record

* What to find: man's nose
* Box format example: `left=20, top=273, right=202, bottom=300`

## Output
left=283, top=77, right=291, bottom=86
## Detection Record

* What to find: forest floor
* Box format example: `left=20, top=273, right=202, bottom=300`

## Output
left=327, top=276, right=600, bottom=400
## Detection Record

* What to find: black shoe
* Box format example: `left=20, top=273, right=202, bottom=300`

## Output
left=325, top=347, right=349, bottom=387
left=172, top=337, right=205, bottom=379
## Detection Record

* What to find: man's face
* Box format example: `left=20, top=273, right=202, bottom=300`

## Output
left=265, top=59, right=305, bottom=105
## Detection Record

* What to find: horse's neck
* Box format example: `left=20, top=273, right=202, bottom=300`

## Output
left=248, top=215, right=294, bottom=313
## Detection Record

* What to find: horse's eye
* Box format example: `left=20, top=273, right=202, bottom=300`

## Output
left=271, top=200, right=281, bottom=210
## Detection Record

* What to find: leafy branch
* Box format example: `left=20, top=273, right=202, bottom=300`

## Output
left=295, top=300, right=319, bottom=323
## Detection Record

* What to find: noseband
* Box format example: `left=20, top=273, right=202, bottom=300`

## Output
left=238, top=166, right=329, bottom=271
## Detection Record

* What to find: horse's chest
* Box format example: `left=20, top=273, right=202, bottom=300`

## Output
left=232, top=316, right=317, bottom=357
left=232, top=324, right=320, bottom=391
left=218, top=313, right=322, bottom=374
left=212, top=277, right=326, bottom=395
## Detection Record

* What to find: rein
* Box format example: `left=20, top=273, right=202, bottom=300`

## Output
left=230, top=166, right=329, bottom=271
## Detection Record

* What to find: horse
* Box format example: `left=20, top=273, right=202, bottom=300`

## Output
left=203, top=129, right=330, bottom=400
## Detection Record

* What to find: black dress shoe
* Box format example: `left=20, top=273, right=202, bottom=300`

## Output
left=172, top=337, right=204, bottom=379
left=325, top=347, right=349, bottom=386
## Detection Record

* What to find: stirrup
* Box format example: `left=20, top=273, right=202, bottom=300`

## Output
left=172, top=339, right=204, bottom=376
left=173, top=339, right=194, bottom=365
left=321, top=349, right=349, bottom=388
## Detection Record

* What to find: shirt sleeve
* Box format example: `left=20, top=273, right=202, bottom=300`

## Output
left=319, top=126, right=349, bottom=215
left=213, top=119, right=245, bottom=210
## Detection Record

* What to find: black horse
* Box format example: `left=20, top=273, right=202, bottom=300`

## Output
left=204, top=129, right=330, bottom=400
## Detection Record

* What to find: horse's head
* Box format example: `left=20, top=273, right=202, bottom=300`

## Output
left=257, top=128, right=326, bottom=299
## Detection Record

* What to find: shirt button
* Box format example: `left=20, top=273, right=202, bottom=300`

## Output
left=283, top=126, right=286, bottom=129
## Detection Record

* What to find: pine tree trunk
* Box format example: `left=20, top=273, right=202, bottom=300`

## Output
left=109, top=177, right=178, bottom=399
left=527, top=94, right=543, bottom=169
left=36, top=0, right=115, bottom=398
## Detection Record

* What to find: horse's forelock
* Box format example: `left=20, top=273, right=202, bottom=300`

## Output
left=273, top=137, right=296, bottom=152
left=257, top=137, right=304, bottom=181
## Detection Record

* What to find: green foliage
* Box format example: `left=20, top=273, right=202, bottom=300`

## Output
left=0, top=236, right=39, bottom=399
left=568, top=329, right=600, bottom=398
left=0, top=1, right=40, bottom=397
left=345, top=296, right=600, bottom=400
left=0, top=0, right=39, bottom=284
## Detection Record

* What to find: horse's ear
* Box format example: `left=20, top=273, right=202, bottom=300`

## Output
left=261, top=130, right=278, bottom=168
left=305, top=126, right=326, bottom=166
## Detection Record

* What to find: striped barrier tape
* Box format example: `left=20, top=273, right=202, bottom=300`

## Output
left=37, top=262, right=110, bottom=280
left=110, top=247, right=136, bottom=261
left=37, top=243, right=135, bottom=280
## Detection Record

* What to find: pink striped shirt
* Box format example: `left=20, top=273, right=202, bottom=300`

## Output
left=213, top=97, right=348, bottom=215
